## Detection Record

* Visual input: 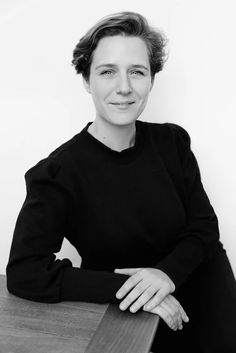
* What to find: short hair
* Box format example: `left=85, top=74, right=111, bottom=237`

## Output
left=72, top=11, right=168, bottom=82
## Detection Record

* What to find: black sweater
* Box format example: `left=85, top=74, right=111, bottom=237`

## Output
left=6, top=120, right=220, bottom=303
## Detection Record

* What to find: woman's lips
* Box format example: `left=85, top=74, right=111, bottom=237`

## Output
left=110, top=102, right=135, bottom=110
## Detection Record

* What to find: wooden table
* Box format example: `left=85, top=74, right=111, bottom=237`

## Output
left=0, top=275, right=159, bottom=353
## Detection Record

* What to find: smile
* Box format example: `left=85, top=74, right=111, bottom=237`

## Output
left=110, top=102, right=135, bottom=110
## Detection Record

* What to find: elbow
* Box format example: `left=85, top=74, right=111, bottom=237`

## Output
left=6, top=267, right=30, bottom=301
left=6, top=265, right=60, bottom=304
left=6, top=275, right=27, bottom=301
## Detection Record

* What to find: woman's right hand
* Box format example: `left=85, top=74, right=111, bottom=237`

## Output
left=143, top=294, right=189, bottom=331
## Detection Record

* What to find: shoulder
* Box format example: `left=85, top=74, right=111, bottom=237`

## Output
left=25, top=131, right=83, bottom=182
left=140, top=120, right=191, bottom=147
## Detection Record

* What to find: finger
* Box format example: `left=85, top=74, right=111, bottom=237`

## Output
left=168, top=295, right=189, bottom=323
left=114, top=268, right=141, bottom=275
left=146, top=305, right=177, bottom=331
left=176, top=313, right=183, bottom=330
left=158, top=298, right=181, bottom=330
left=129, top=285, right=156, bottom=313
left=116, top=272, right=142, bottom=300
left=143, top=287, right=169, bottom=310
left=177, top=313, right=183, bottom=330
left=164, top=296, right=183, bottom=330
left=119, top=280, right=150, bottom=311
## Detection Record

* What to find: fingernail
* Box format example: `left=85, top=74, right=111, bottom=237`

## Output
left=119, top=304, right=125, bottom=310
left=144, top=305, right=150, bottom=310
left=130, top=306, right=136, bottom=312
left=116, top=292, right=122, bottom=299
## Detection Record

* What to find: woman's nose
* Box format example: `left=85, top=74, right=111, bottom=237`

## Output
left=116, top=75, right=132, bottom=95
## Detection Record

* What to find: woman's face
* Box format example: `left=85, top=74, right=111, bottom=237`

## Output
left=83, top=35, right=154, bottom=127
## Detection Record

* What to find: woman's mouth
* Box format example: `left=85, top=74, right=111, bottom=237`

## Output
left=110, top=102, right=135, bottom=110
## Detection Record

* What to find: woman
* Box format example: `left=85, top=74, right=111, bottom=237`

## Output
left=6, top=11, right=236, bottom=352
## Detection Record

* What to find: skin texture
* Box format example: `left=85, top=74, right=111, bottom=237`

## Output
left=146, top=294, right=189, bottom=330
left=83, top=35, right=154, bottom=151
left=83, top=35, right=189, bottom=330
left=114, top=268, right=189, bottom=330
left=114, top=268, right=176, bottom=311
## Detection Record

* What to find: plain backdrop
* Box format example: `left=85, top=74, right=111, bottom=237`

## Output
left=0, top=0, right=235, bottom=275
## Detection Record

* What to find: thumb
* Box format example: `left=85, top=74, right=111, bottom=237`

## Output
left=114, top=268, right=141, bottom=275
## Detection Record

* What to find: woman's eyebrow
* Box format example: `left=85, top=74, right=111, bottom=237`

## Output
left=95, top=64, right=149, bottom=71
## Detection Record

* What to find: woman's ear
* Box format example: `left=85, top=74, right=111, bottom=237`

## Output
left=83, top=77, right=91, bottom=94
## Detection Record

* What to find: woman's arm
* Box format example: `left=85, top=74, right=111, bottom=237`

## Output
left=154, top=123, right=220, bottom=290
left=113, top=124, right=220, bottom=313
left=6, top=156, right=128, bottom=303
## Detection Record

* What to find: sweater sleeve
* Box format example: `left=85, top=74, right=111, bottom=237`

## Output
left=155, top=124, right=220, bottom=290
left=6, top=155, right=128, bottom=303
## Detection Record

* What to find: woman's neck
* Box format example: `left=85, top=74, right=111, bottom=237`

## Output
left=87, top=118, right=136, bottom=152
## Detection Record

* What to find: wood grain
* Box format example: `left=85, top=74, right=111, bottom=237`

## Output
left=0, top=274, right=159, bottom=353
left=0, top=275, right=106, bottom=353
left=85, top=303, right=159, bottom=353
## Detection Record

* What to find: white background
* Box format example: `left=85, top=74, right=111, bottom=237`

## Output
left=0, top=0, right=235, bottom=275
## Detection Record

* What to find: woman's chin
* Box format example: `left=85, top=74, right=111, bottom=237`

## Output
left=105, top=113, right=139, bottom=127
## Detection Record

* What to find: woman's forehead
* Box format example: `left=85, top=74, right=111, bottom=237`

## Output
left=91, top=35, right=150, bottom=67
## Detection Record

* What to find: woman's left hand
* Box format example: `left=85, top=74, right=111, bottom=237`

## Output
left=114, top=267, right=175, bottom=313
left=144, top=294, right=189, bottom=331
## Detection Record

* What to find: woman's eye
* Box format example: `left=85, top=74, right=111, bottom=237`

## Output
left=100, top=70, right=144, bottom=77
left=130, top=70, right=144, bottom=76
left=100, top=70, right=114, bottom=76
